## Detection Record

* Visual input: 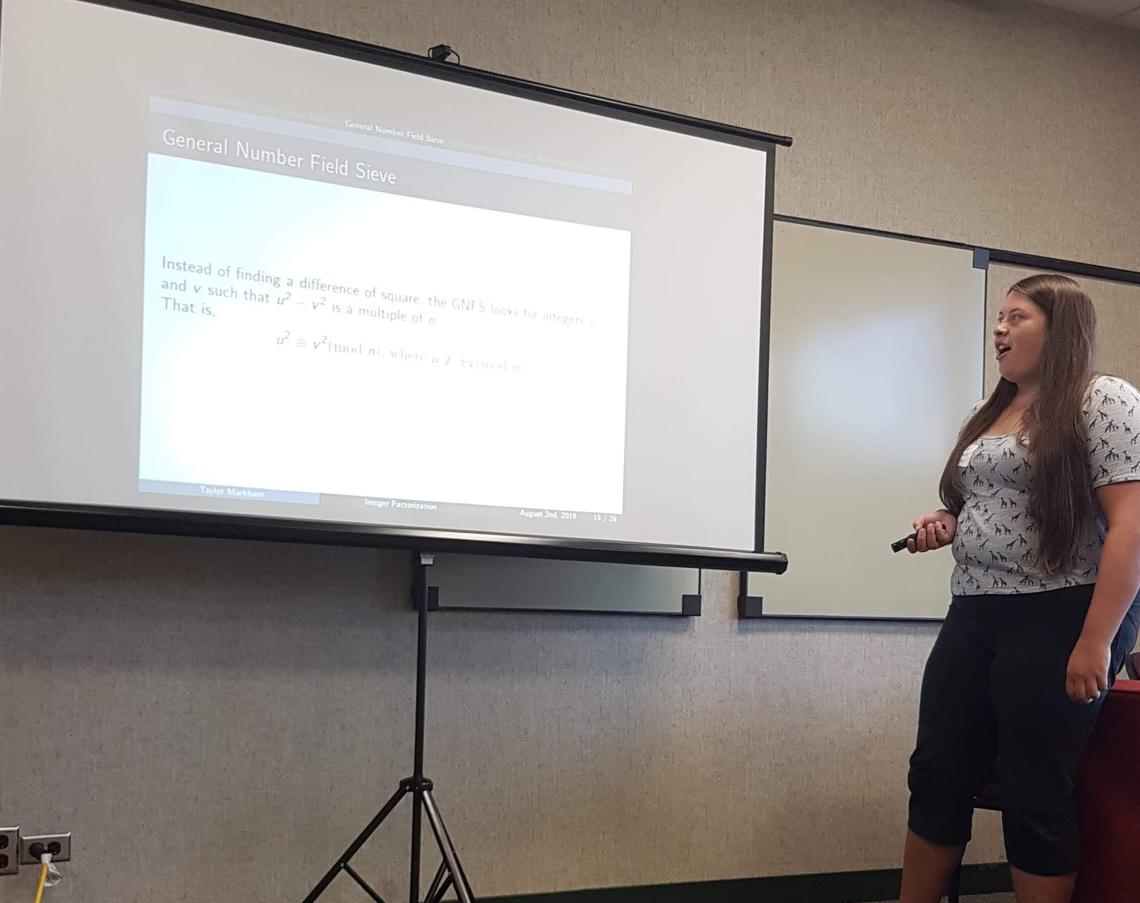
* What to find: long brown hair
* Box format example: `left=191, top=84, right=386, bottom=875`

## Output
left=939, top=274, right=1097, bottom=572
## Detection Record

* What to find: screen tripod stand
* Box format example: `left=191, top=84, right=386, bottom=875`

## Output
left=303, top=552, right=474, bottom=903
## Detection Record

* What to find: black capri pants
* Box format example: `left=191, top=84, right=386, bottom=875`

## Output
left=907, top=584, right=1140, bottom=876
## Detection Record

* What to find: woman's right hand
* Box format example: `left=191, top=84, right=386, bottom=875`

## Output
left=907, top=510, right=957, bottom=553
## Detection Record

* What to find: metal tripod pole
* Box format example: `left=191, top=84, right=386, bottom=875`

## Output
left=302, top=552, right=474, bottom=903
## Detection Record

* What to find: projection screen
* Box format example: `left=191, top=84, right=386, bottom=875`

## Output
left=0, top=0, right=788, bottom=569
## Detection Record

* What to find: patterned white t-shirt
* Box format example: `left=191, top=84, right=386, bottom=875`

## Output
left=951, top=375, right=1140, bottom=596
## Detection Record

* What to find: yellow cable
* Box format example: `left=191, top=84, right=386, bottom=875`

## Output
left=32, top=861, right=48, bottom=903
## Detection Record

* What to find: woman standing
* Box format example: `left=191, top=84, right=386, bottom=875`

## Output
left=900, top=274, right=1140, bottom=903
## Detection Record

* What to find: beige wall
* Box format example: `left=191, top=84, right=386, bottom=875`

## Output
left=4, top=1, right=1140, bottom=899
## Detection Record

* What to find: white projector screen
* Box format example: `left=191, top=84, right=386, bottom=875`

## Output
left=0, top=0, right=779, bottom=560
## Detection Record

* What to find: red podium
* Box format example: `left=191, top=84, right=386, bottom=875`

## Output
left=1072, top=680, right=1140, bottom=903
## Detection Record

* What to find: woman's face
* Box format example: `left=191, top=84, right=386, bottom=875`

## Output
left=995, top=291, right=1048, bottom=387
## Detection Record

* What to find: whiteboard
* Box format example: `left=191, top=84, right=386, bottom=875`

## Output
left=748, top=220, right=986, bottom=619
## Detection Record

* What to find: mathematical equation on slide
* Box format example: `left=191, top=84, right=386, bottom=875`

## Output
left=155, top=255, right=597, bottom=373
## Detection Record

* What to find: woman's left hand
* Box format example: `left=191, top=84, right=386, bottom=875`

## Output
left=1066, top=637, right=1111, bottom=703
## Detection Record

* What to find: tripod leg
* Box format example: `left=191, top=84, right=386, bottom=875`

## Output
left=422, top=790, right=474, bottom=903
left=423, top=860, right=450, bottom=903
left=302, top=784, right=409, bottom=903
left=410, top=789, right=423, bottom=903
left=427, top=874, right=453, bottom=903
left=344, top=863, right=388, bottom=903
left=410, top=554, right=431, bottom=903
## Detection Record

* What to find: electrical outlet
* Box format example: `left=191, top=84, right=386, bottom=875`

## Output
left=0, top=827, right=18, bottom=875
left=20, top=833, right=70, bottom=866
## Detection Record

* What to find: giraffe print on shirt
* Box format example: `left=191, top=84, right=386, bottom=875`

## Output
left=950, top=376, right=1140, bottom=596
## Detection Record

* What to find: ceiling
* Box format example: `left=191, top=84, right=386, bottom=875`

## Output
left=1025, top=0, right=1140, bottom=29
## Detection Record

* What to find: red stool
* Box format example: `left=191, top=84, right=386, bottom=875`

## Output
left=1071, top=680, right=1140, bottom=903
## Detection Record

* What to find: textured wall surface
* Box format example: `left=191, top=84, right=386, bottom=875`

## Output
left=3, top=0, right=1139, bottom=898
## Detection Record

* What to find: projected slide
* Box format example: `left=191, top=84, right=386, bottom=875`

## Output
left=1, top=0, right=771, bottom=551
left=139, top=123, right=632, bottom=516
